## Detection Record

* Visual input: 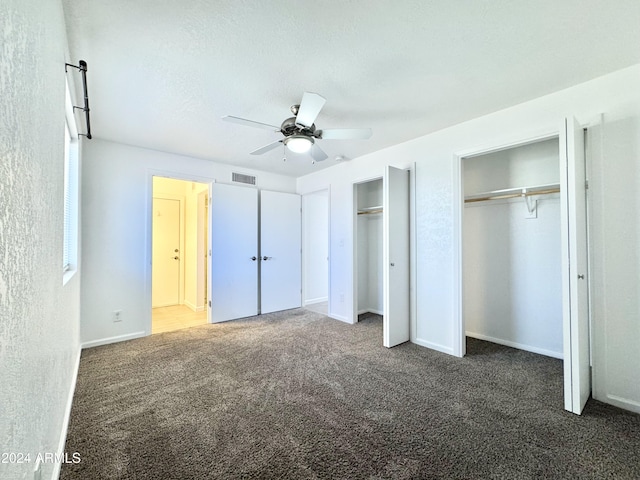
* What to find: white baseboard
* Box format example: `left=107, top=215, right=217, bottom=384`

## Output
left=50, top=346, right=81, bottom=480
left=603, top=394, right=640, bottom=415
left=465, top=331, right=563, bottom=359
left=304, top=296, right=328, bottom=306
left=183, top=301, right=204, bottom=312
left=183, top=300, right=196, bottom=312
left=328, top=313, right=351, bottom=324
left=413, top=337, right=455, bottom=356
left=82, top=331, right=147, bottom=349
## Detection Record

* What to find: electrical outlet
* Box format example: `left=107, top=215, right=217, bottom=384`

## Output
left=113, top=310, right=122, bottom=322
left=33, top=459, right=42, bottom=480
left=340, top=293, right=345, bottom=303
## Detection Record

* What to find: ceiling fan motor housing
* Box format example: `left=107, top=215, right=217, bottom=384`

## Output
left=281, top=111, right=317, bottom=139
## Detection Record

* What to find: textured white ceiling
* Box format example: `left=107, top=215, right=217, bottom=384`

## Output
left=62, top=0, right=640, bottom=178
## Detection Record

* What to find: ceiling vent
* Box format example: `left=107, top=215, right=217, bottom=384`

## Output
left=232, top=172, right=256, bottom=185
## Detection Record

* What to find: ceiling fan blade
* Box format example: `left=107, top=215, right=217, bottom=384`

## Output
left=295, top=92, right=326, bottom=128
left=222, top=115, right=279, bottom=131
left=310, top=144, right=329, bottom=162
left=319, top=128, right=372, bottom=140
left=250, top=140, right=282, bottom=155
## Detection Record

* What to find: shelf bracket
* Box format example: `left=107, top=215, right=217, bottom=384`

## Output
left=523, top=189, right=537, bottom=218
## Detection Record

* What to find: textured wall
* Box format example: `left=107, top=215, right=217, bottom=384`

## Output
left=0, top=1, right=81, bottom=479
left=297, top=64, right=640, bottom=412
left=81, top=139, right=296, bottom=346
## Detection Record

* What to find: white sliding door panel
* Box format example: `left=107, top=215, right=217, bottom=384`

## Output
left=261, top=190, right=302, bottom=314
left=210, top=183, right=259, bottom=322
left=383, top=166, right=410, bottom=348
left=560, top=117, right=591, bottom=414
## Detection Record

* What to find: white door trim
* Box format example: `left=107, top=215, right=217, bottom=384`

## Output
left=453, top=129, right=559, bottom=358
left=453, top=124, right=591, bottom=413
left=352, top=176, right=383, bottom=326
left=145, top=169, right=215, bottom=336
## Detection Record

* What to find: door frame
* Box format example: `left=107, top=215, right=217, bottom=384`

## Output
left=453, top=129, right=560, bottom=357
left=145, top=169, right=215, bottom=336
left=151, top=193, right=185, bottom=307
left=453, top=124, right=592, bottom=411
left=301, top=187, right=331, bottom=313
left=352, top=175, right=383, bottom=326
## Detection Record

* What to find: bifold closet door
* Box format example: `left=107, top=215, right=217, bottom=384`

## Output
left=383, top=166, right=410, bottom=348
left=260, top=190, right=302, bottom=314
left=560, top=116, right=590, bottom=415
left=210, top=183, right=258, bottom=323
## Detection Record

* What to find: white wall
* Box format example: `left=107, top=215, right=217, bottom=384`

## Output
left=81, top=139, right=296, bottom=346
left=302, top=190, right=329, bottom=304
left=0, top=1, right=82, bottom=479
left=463, top=139, right=562, bottom=357
left=297, top=64, right=640, bottom=413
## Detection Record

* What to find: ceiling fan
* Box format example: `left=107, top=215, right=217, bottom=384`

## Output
left=222, top=92, right=372, bottom=162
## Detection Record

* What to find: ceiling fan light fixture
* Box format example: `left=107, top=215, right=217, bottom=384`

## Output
left=284, top=134, right=313, bottom=153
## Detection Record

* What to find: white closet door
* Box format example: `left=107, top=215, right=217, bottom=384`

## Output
left=210, top=183, right=259, bottom=322
left=560, top=116, right=591, bottom=414
left=383, top=166, right=410, bottom=348
left=260, top=190, right=302, bottom=314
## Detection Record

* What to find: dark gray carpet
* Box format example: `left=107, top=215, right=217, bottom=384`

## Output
left=61, top=310, right=640, bottom=479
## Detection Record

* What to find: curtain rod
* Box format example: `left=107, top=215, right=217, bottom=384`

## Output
left=65, top=60, right=92, bottom=139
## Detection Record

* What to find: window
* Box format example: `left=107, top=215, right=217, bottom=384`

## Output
left=63, top=81, right=79, bottom=282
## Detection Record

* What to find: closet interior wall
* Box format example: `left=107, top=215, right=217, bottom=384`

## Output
left=357, top=179, right=383, bottom=316
left=463, top=138, right=563, bottom=358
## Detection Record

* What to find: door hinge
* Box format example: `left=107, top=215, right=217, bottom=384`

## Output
left=209, top=300, right=212, bottom=307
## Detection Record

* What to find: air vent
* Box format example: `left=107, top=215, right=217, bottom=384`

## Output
left=232, top=172, right=256, bottom=185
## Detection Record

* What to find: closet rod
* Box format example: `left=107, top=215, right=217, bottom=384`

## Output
left=465, top=187, right=560, bottom=204
left=357, top=208, right=383, bottom=215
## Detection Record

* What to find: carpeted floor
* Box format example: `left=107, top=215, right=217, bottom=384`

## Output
left=61, top=309, right=640, bottom=479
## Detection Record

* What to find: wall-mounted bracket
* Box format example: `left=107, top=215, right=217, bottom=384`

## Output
left=523, top=190, right=538, bottom=218
left=65, top=60, right=92, bottom=139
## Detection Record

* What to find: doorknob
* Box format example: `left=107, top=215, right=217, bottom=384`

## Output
left=174, top=249, right=179, bottom=253
left=578, top=274, right=585, bottom=279
left=390, top=262, right=395, bottom=267
left=263, top=256, right=272, bottom=261
left=173, top=256, right=179, bottom=260
left=251, top=256, right=257, bottom=261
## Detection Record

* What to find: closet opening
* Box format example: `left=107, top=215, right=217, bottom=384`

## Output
left=354, top=177, right=384, bottom=327
left=459, top=120, right=592, bottom=415
left=151, top=176, right=211, bottom=334
left=462, top=137, right=563, bottom=359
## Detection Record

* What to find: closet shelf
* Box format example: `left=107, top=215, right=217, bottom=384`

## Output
left=357, top=205, right=383, bottom=215
left=464, top=183, right=560, bottom=204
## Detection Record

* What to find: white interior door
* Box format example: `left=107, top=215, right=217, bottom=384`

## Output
left=152, top=197, right=181, bottom=307
left=383, top=166, right=410, bottom=347
left=560, top=116, right=591, bottom=414
left=210, top=183, right=258, bottom=322
left=261, top=190, right=302, bottom=314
